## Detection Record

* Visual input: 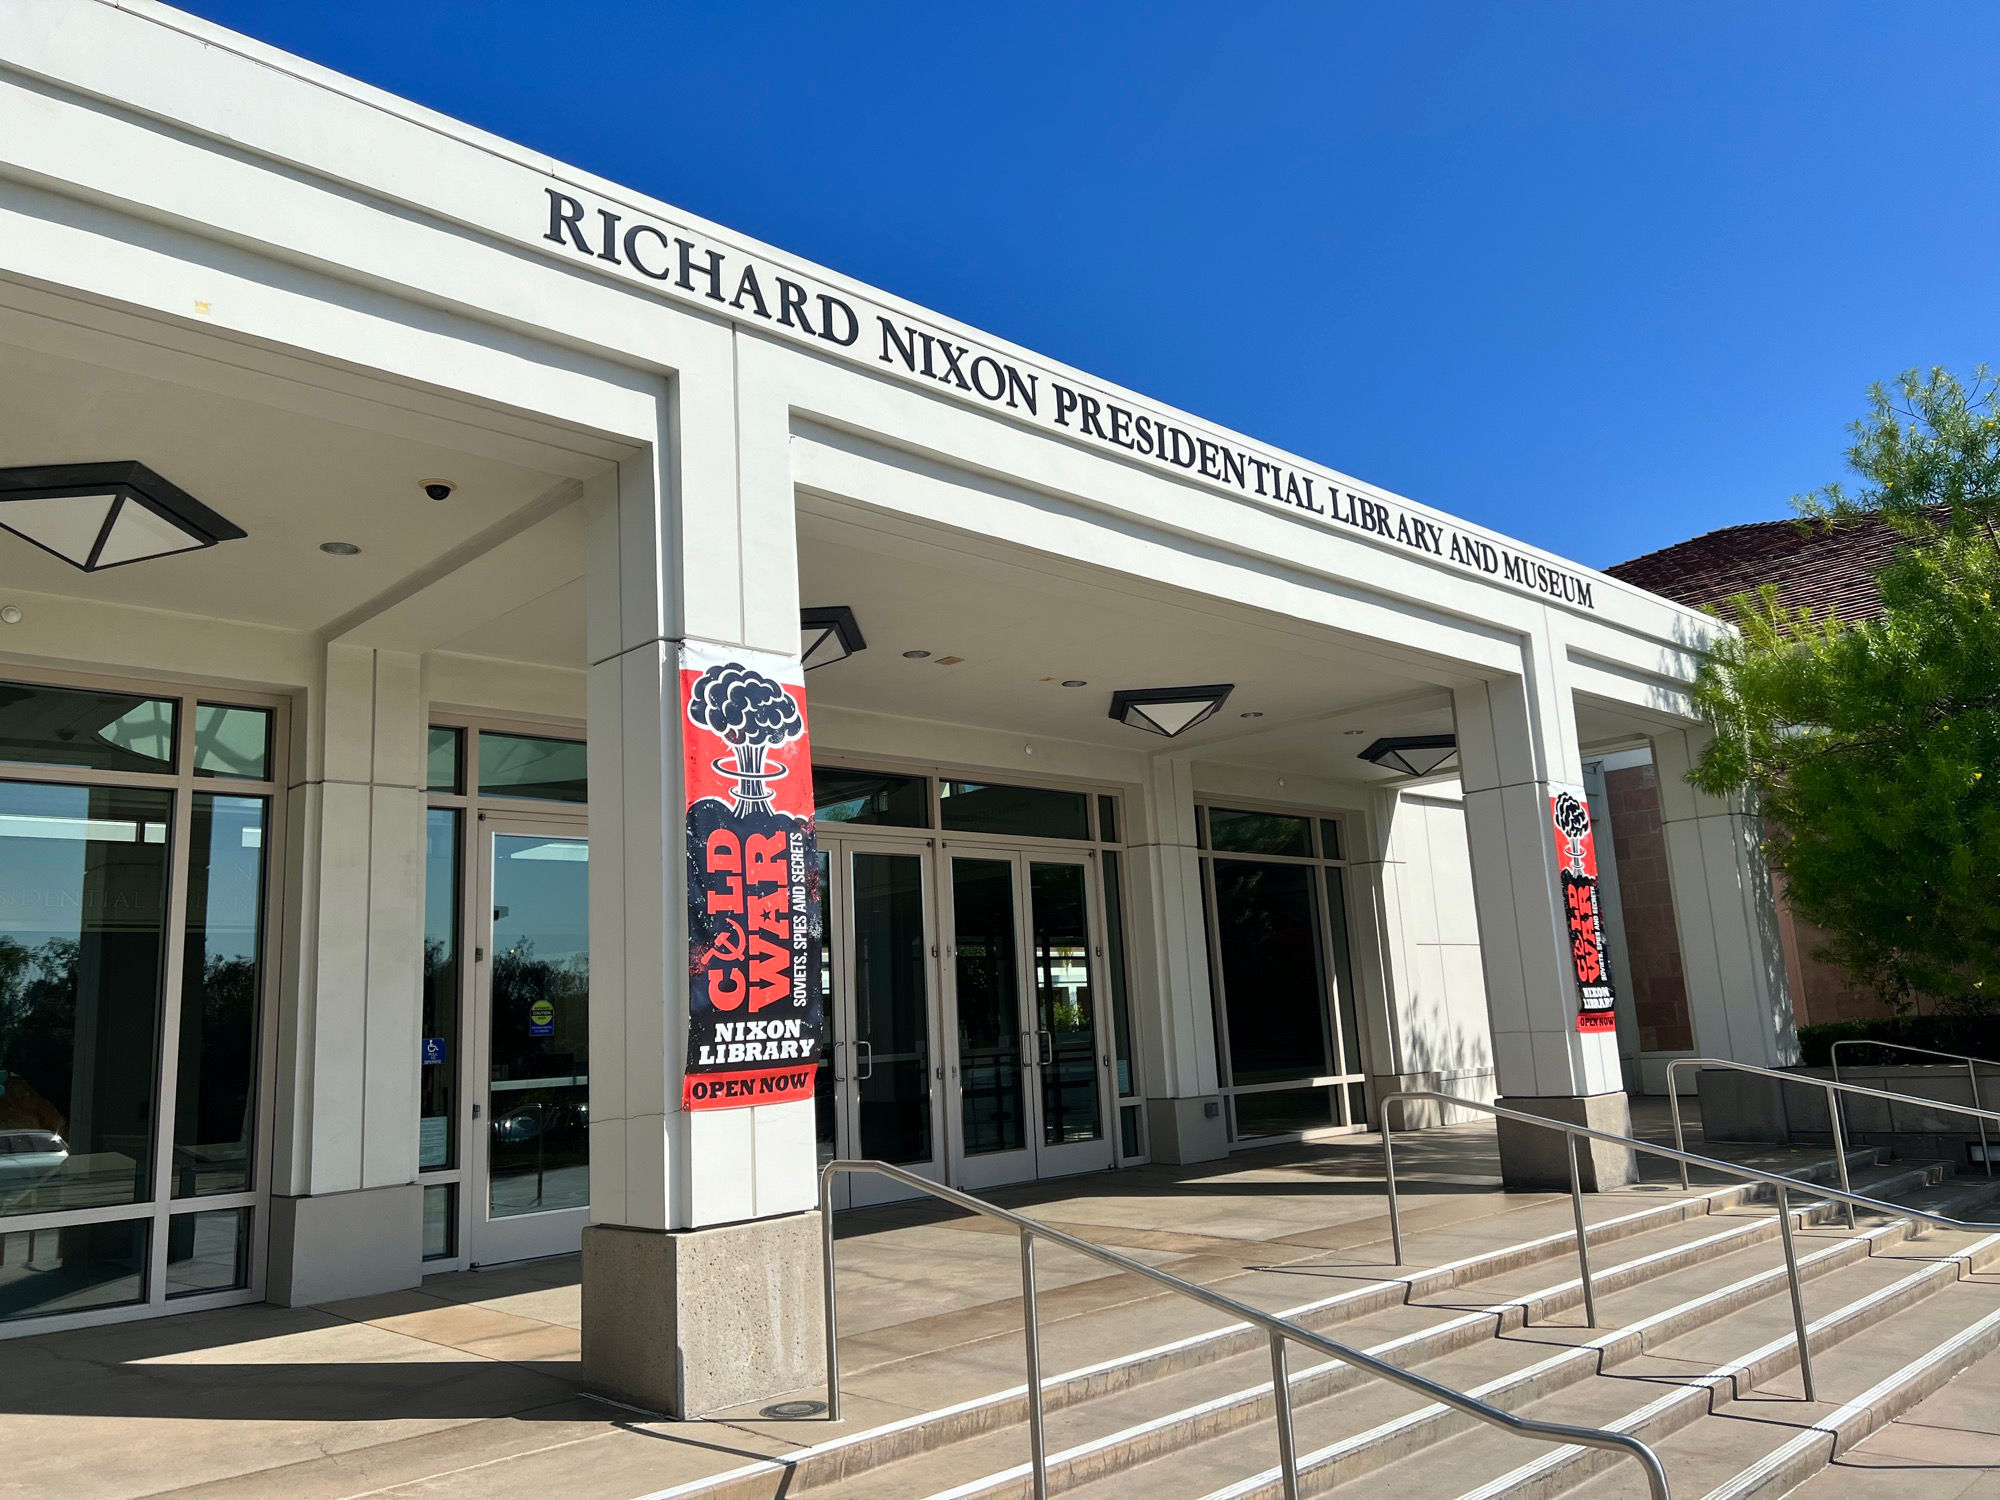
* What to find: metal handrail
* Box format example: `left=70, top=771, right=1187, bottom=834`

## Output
left=1830, top=1039, right=1996, bottom=1179
left=1667, top=1057, right=2000, bottom=1208
left=1379, top=1090, right=2000, bottom=1406
left=820, top=1158, right=1671, bottom=1500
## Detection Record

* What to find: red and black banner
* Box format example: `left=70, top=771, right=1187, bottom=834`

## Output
left=1550, top=789, right=1618, bottom=1034
left=682, top=646, right=822, bottom=1110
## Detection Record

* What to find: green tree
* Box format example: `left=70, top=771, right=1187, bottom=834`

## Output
left=1690, top=367, right=2000, bottom=1012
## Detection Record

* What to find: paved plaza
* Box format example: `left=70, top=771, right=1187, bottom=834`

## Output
left=4, top=1111, right=1998, bottom=1498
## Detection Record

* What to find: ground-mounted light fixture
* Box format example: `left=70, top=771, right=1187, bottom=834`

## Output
left=1357, top=734, right=1459, bottom=778
left=0, top=461, right=245, bottom=572
left=800, top=605, right=867, bottom=670
left=1109, top=683, right=1233, bottom=738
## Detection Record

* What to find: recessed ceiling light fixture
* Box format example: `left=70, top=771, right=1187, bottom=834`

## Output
left=319, top=541, right=361, bottom=556
left=1239, top=711, right=1264, bottom=719
left=1358, top=734, right=1459, bottom=778
left=800, top=605, right=866, bottom=670
left=902, top=649, right=932, bottom=659
left=1061, top=679, right=1088, bottom=688
left=1109, top=683, right=1234, bottom=738
left=0, top=461, right=246, bottom=572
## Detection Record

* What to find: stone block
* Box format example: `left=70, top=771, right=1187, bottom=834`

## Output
left=1494, top=1090, right=1637, bottom=1191
left=582, top=1212, right=826, bottom=1418
left=266, top=1183, right=422, bottom=1306
left=1145, top=1095, right=1229, bottom=1164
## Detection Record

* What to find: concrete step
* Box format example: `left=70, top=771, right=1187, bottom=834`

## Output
left=876, top=1218, right=1940, bottom=1500
left=783, top=1178, right=1955, bottom=1499
left=1776, top=1329, right=2000, bottom=1498
left=1036, top=1226, right=2000, bottom=1500
left=651, top=1148, right=1918, bottom=1500
left=1559, top=1241, right=2000, bottom=1499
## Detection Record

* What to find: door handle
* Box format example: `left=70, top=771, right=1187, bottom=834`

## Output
left=1023, top=1031, right=1037, bottom=1067
left=856, top=1040, right=874, bottom=1081
left=1038, top=1030, right=1054, bottom=1067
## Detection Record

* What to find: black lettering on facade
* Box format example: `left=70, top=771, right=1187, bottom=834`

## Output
left=776, top=278, right=813, bottom=334
left=730, top=263, right=770, bottom=318
left=545, top=189, right=591, bottom=253
left=622, top=224, right=673, bottom=280
left=675, top=239, right=727, bottom=302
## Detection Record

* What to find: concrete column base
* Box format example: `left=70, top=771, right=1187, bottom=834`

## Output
left=1371, top=1071, right=1444, bottom=1128
left=582, top=1212, right=827, bottom=1419
left=1494, top=1091, right=1637, bottom=1192
left=266, top=1183, right=422, bottom=1306
left=1145, top=1095, right=1229, bottom=1164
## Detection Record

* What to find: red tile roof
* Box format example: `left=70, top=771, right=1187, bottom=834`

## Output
left=1607, top=514, right=1916, bottom=624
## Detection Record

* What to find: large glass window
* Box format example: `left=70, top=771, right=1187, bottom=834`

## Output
left=420, top=810, right=461, bottom=1173
left=192, top=706, right=271, bottom=781
left=940, top=781, right=1089, bottom=840
left=478, top=732, right=586, bottom=803
left=814, top=766, right=929, bottom=828
left=1200, top=805, right=1365, bottom=1142
left=0, top=681, right=176, bottom=775
left=427, top=727, right=463, bottom=794
left=0, top=676, right=280, bottom=1330
left=0, top=781, right=171, bottom=1216
left=1209, top=807, right=1312, bottom=857
left=0, top=1218, right=148, bottom=1323
left=172, top=794, right=267, bottom=1198
left=1210, top=861, right=1331, bottom=1085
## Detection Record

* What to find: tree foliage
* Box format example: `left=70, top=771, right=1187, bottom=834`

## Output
left=1690, top=368, right=2000, bottom=1012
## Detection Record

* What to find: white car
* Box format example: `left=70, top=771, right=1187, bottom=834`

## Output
left=0, top=1129, right=70, bottom=1194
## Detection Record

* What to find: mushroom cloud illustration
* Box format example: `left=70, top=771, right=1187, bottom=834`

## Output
left=688, top=663, right=805, bottom=814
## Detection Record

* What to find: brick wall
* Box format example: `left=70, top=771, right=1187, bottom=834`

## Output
left=1770, top=865, right=1885, bottom=1027
left=1603, top=763, right=1695, bottom=1052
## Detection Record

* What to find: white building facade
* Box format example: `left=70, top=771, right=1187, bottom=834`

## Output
left=0, top=1, right=1795, bottom=1415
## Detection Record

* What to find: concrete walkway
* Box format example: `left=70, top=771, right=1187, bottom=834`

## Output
left=0, top=1107, right=1874, bottom=1500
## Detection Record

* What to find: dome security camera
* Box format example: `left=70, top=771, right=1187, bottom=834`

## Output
left=421, top=478, right=456, bottom=502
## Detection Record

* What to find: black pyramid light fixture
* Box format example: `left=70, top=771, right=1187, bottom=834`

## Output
left=1358, top=734, right=1459, bottom=778
left=0, top=462, right=246, bottom=572
left=800, top=605, right=867, bottom=670
left=1109, top=683, right=1234, bottom=738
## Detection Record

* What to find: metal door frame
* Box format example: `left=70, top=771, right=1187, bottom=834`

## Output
left=467, top=812, right=590, bottom=1266
left=942, top=844, right=1115, bottom=1191
left=821, top=833, right=947, bottom=1208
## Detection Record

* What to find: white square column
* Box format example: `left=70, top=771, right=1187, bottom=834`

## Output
left=1453, top=637, right=1634, bottom=1189
left=268, top=643, right=426, bottom=1304
left=1650, top=728, right=1799, bottom=1069
left=580, top=338, right=824, bottom=1418
left=1124, top=759, right=1228, bottom=1163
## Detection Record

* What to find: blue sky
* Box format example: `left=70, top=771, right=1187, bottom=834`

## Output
left=179, top=2, right=2000, bottom=567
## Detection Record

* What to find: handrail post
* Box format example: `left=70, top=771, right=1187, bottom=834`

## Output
left=1775, top=1183, right=1816, bottom=1403
left=820, top=1168, right=841, bottom=1422
left=1568, top=1132, right=1597, bottom=1327
left=1383, top=1102, right=1405, bottom=1265
left=1824, top=1079, right=1856, bottom=1230
left=1669, top=1064, right=1691, bottom=1192
left=1972, top=1059, right=1992, bottom=1179
left=1269, top=1331, right=1301, bottom=1500
left=1020, top=1228, right=1049, bottom=1500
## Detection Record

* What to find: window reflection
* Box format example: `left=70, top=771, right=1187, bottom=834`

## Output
left=420, top=810, right=460, bottom=1172
left=488, top=835, right=589, bottom=1218
left=172, top=795, right=266, bottom=1197
left=0, top=782, right=170, bottom=1216
left=0, top=682, right=176, bottom=776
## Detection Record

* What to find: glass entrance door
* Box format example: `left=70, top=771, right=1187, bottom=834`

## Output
left=946, top=851, right=1113, bottom=1190
left=814, top=839, right=943, bottom=1207
left=469, top=821, right=588, bottom=1264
